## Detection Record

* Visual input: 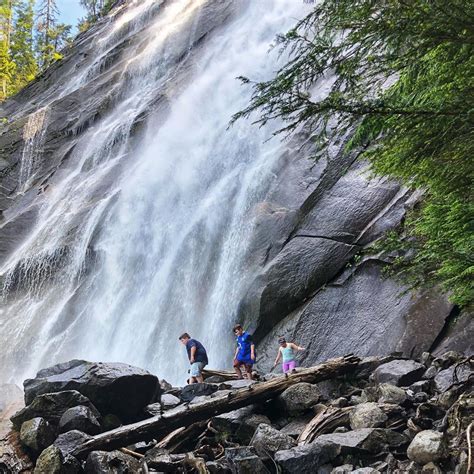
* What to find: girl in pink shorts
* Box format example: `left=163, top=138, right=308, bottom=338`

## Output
left=273, top=337, right=305, bottom=373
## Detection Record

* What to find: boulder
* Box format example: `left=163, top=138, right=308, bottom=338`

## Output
left=11, top=390, right=96, bottom=429
left=212, top=406, right=255, bottom=434
left=432, top=351, right=463, bottom=369
left=218, top=379, right=257, bottom=390
left=409, top=380, right=432, bottom=394
left=161, top=393, right=181, bottom=409
left=143, top=447, right=185, bottom=471
left=58, top=405, right=101, bottom=435
left=377, top=384, right=407, bottom=404
left=34, top=445, right=81, bottom=473
left=373, top=360, right=425, bottom=386
left=225, top=446, right=270, bottom=474
left=407, top=430, right=446, bottom=465
left=275, top=439, right=341, bottom=473
left=349, top=403, right=388, bottom=429
left=84, top=450, right=141, bottom=473
left=250, top=423, right=296, bottom=459
left=20, top=417, right=56, bottom=454
left=235, top=414, right=272, bottom=444
left=180, top=383, right=217, bottom=402
left=54, top=430, right=92, bottom=456
left=434, top=364, right=472, bottom=393
left=423, top=366, right=439, bottom=380
left=204, top=375, right=227, bottom=383
left=102, top=414, right=121, bottom=431
left=317, top=429, right=408, bottom=453
left=279, top=382, right=320, bottom=414
left=24, top=360, right=159, bottom=419
left=159, top=379, right=173, bottom=392
left=279, top=415, right=314, bottom=438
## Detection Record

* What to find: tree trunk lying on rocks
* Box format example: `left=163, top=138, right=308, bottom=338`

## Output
left=202, top=368, right=237, bottom=381
left=73, top=355, right=372, bottom=458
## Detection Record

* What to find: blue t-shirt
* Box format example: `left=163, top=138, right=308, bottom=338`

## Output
left=186, top=338, right=208, bottom=365
left=236, top=332, right=254, bottom=363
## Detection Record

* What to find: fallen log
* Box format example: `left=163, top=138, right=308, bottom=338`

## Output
left=298, top=406, right=353, bottom=444
left=73, top=355, right=369, bottom=458
left=202, top=368, right=237, bottom=381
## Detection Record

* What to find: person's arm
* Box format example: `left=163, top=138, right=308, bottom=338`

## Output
left=250, top=343, right=255, bottom=361
left=190, top=345, right=197, bottom=363
left=273, top=348, right=282, bottom=367
left=290, top=342, right=305, bottom=351
left=233, top=346, right=239, bottom=361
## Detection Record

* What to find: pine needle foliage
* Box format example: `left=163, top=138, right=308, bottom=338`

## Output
left=233, top=0, right=474, bottom=308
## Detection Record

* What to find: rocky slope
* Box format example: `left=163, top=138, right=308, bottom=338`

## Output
left=0, top=0, right=471, bottom=383
left=1, top=352, right=472, bottom=473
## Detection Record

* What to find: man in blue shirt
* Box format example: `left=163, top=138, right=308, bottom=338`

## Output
left=179, top=333, right=208, bottom=384
left=233, top=324, right=255, bottom=380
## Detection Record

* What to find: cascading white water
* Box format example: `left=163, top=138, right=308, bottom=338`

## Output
left=0, top=0, right=311, bottom=385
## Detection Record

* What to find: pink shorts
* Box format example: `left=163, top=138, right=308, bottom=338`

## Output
left=282, top=360, right=296, bottom=373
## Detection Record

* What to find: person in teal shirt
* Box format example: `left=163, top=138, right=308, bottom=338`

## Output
left=272, top=336, right=305, bottom=373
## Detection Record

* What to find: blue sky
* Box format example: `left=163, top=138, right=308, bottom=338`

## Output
left=56, top=0, right=86, bottom=29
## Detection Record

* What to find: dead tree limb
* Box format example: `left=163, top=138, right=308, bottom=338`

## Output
left=73, top=355, right=366, bottom=458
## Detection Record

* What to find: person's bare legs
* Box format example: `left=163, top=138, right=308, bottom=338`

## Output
left=196, top=375, right=204, bottom=383
left=233, top=360, right=244, bottom=379
left=245, top=364, right=254, bottom=380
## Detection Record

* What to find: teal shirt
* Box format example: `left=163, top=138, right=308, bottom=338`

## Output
left=281, top=345, right=295, bottom=362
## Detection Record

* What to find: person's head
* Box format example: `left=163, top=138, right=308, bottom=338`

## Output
left=179, top=333, right=191, bottom=345
left=278, top=336, right=287, bottom=347
left=233, top=324, right=243, bottom=337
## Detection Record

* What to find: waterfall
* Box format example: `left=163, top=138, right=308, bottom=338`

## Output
left=0, top=0, right=310, bottom=385
left=18, top=107, right=49, bottom=191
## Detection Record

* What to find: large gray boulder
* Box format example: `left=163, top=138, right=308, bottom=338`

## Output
left=377, top=383, right=407, bottom=404
left=34, top=445, right=81, bottom=473
left=11, top=390, right=96, bottom=429
left=58, top=406, right=102, bottom=435
left=53, top=430, right=92, bottom=457
left=317, top=428, right=408, bottom=453
left=225, top=446, right=270, bottom=474
left=434, top=364, right=472, bottom=393
left=235, top=414, right=272, bottom=444
left=84, top=450, right=141, bottom=473
left=279, top=382, right=320, bottom=414
left=24, top=360, right=159, bottom=419
left=407, top=430, right=446, bottom=465
left=20, top=417, right=56, bottom=454
left=275, top=439, right=341, bottom=473
left=349, top=403, right=387, bottom=429
left=180, top=383, right=217, bottom=402
left=250, top=423, right=296, bottom=459
left=212, top=405, right=256, bottom=434
left=373, top=360, right=425, bottom=386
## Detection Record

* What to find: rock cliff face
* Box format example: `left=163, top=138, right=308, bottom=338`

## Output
left=0, top=0, right=470, bottom=383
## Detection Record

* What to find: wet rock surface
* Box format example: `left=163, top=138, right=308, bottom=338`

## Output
left=24, top=360, right=159, bottom=419
left=84, top=450, right=141, bottom=473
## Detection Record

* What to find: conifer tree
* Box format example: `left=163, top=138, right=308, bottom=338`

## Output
left=235, top=0, right=474, bottom=307
left=10, top=0, right=36, bottom=92
left=0, top=0, right=15, bottom=99
left=36, top=0, right=59, bottom=68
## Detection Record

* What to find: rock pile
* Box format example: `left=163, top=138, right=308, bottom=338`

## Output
left=3, top=352, right=473, bottom=473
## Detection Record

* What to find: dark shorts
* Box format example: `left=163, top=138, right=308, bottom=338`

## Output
left=234, top=358, right=253, bottom=369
